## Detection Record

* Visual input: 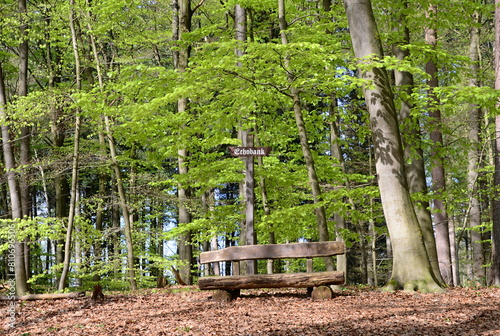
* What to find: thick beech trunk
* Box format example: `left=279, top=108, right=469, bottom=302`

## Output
left=344, top=0, right=442, bottom=292
left=391, top=2, right=443, bottom=285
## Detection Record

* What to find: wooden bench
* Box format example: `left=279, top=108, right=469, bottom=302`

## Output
left=198, top=241, right=345, bottom=301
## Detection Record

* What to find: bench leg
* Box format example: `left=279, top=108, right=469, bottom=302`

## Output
left=211, top=289, right=240, bottom=302
left=311, top=286, right=333, bottom=301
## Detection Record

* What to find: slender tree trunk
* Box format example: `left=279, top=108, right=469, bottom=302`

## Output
left=46, top=12, right=69, bottom=272
left=467, top=11, right=485, bottom=285
left=328, top=96, right=348, bottom=282
left=174, top=0, right=194, bottom=284
left=425, top=5, right=453, bottom=286
left=278, top=0, right=334, bottom=271
left=58, top=0, right=82, bottom=291
left=85, top=0, right=137, bottom=289
left=202, top=190, right=220, bottom=276
left=491, top=0, right=500, bottom=286
left=0, top=65, right=29, bottom=294
left=93, top=137, right=106, bottom=281
left=18, top=0, right=30, bottom=219
left=17, top=0, right=30, bottom=290
left=92, top=118, right=108, bottom=281
left=344, top=0, right=442, bottom=292
left=104, top=118, right=137, bottom=289
left=235, top=4, right=257, bottom=275
left=449, top=215, right=459, bottom=285
left=255, top=131, right=275, bottom=274
left=391, top=1, right=443, bottom=285
left=369, top=201, right=378, bottom=286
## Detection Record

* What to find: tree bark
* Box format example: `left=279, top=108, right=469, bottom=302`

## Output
left=391, top=1, right=443, bottom=285
left=467, top=11, right=485, bottom=285
left=105, top=117, right=138, bottom=290
left=175, top=0, right=194, bottom=285
left=58, top=0, right=82, bottom=291
left=16, top=0, right=30, bottom=292
left=255, top=131, right=275, bottom=274
left=344, top=0, right=443, bottom=292
left=491, top=0, right=500, bottom=286
left=0, top=64, right=29, bottom=295
left=328, top=95, right=348, bottom=282
left=425, top=5, right=453, bottom=286
left=235, top=4, right=257, bottom=275
left=18, top=0, right=31, bottom=220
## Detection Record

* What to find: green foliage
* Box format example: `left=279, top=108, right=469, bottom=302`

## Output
left=0, top=0, right=496, bottom=292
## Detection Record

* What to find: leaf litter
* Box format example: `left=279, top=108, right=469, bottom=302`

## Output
left=1, top=286, right=499, bottom=335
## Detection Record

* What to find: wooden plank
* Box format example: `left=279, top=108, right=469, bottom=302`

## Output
left=306, top=258, right=313, bottom=273
left=199, top=241, right=345, bottom=264
left=198, top=271, right=344, bottom=290
left=233, top=261, right=240, bottom=275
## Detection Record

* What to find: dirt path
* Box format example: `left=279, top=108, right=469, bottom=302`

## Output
left=1, top=286, right=499, bottom=335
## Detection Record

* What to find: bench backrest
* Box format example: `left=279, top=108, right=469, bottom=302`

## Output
left=199, top=241, right=345, bottom=264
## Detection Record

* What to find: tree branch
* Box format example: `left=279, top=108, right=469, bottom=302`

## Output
left=222, top=69, right=292, bottom=98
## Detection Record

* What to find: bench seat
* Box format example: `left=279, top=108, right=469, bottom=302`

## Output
left=198, top=270, right=344, bottom=290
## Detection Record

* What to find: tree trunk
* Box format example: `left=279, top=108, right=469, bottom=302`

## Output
left=85, top=0, right=137, bottom=289
left=391, top=1, right=443, bottom=285
left=425, top=5, right=453, bottom=286
left=58, top=1, right=82, bottom=291
left=344, top=0, right=442, bottom=292
left=0, top=65, right=29, bottom=295
left=255, top=131, right=275, bottom=274
left=16, top=0, right=30, bottom=292
left=278, top=0, right=334, bottom=271
left=174, top=0, right=194, bottom=285
left=328, top=96, right=348, bottom=282
left=491, top=0, right=500, bottom=286
left=235, top=4, right=257, bottom=275
left=18, top=0, right=31, bottom=220
left=466, top=11, right=485, bottom=285
left=93, top=134, right=106, bottom=281
left=105, top=117, right=137, bottom=290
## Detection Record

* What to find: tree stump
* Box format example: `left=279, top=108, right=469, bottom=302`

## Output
left=211, top=289, right=240, bottom=302
left=156, top=276, right=168, bottom=288
left=91, top=284, right=105, bottom=301
left=311, top=286, right=333, bottom=301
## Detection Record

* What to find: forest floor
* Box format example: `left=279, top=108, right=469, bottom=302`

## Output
left=0, top=286, right=499, bottom=335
